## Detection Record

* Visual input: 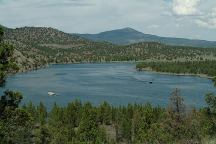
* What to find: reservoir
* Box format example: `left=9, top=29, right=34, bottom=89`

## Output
left=0, top=63, right=215, bottom=108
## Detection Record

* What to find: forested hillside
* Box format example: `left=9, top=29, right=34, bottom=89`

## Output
left=3, top=26, right=92, bottom=71
left=136, top=61, right=216, bottom=85
left=136, top=61, right=216, bottom=76
left=2, top=26, right=216, bottom=72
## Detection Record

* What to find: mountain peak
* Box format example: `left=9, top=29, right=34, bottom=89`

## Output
left=121, top=27, right=137, bottom=31
left=113, top=27, right=142, bottom=34
left=76, top=28, right=216, bottom=47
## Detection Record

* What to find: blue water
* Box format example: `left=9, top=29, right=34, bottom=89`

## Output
left=0, top=63, right=215, bottom=108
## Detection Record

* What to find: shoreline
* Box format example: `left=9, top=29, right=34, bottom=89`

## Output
left=18, top=60, right=139, bottom=73
left=15, top=61, right=214, bottom=81
left=138, top=68, right=214, bottom=79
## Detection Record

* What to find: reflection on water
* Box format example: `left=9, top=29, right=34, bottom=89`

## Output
left=0, top=63, right=215, bottom=109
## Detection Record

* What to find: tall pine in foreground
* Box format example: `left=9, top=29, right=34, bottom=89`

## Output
left=0, top=26, right=18, bottom=85
left=0, top=26, right=32, bottom=144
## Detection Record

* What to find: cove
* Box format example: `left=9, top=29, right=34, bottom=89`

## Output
left=0, top=63, right=215, bottom=109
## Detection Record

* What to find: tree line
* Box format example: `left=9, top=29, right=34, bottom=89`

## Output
left=0, top=89, right=216, bottom=143
left=136, top=61, right=216, bottom=85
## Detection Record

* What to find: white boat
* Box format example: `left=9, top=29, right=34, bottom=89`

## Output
left=48, top=92, right=56, bottom=96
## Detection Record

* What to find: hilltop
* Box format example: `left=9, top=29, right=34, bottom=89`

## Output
left=3, top=26, right=92, bottom=71
left=77, top=27, right=216, bottom=47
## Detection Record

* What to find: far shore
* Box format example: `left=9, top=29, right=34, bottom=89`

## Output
left=13, top=61, right=215, bottom=81
left=15, top=61, right=137, bottom=74
left=138, top=68, right=214, bottom=80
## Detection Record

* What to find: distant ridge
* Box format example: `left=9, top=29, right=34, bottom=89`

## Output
left=76, top=27, right=216, bottom=48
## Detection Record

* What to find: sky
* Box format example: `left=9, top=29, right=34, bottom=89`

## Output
left=0, top=0, right=216, bottom=41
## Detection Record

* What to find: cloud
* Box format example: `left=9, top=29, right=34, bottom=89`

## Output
left=196, top=8, right=216, bottom=29
left=147, top=24, right=159, bottom=29
left=172, top=0, right=201, bottom=16
left=170, top=0, right=216, bottom=30
left=35, top=0, right=93, bottom=8
left=0, top=0, right=92, bottom=8
left=196, top=19, right=216, bottom=29
left=0, top=0, right=216, bottom=40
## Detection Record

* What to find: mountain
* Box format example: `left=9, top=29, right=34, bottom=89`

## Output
left=76, top=27, right=216, bottom=47
left=3, top=26, right=92, bottom=71
left=3, top=26, right=216, bottom=72
left=4, top=27, right=89, bottom=45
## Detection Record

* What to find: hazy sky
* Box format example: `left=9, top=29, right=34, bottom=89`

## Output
left=0, top=0, right=216, bottom=41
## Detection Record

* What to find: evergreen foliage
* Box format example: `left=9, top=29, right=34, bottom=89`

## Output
left=1, top=89, right=216, bottom=143
left=0, top=27, right=19, bottom=85
left=136, top=61, right=216, bottom=85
